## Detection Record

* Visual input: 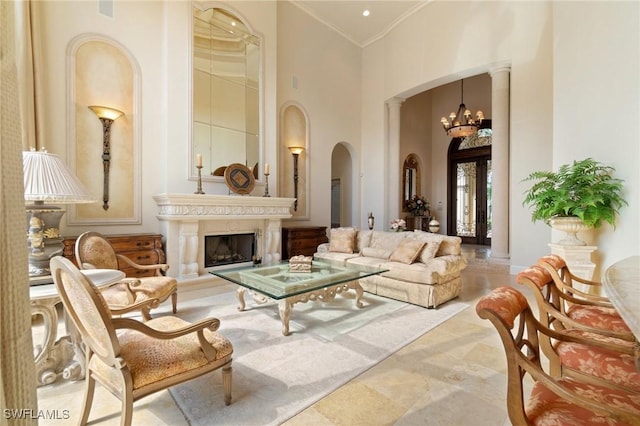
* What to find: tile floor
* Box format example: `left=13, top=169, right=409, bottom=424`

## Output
left=36, top=245, right=530, bottom=425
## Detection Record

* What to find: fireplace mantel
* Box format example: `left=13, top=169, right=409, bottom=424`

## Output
left=153, top=193, right=295, bottom=280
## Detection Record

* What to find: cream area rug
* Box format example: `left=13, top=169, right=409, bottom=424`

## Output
left=168, top=287, right=468, bottom=426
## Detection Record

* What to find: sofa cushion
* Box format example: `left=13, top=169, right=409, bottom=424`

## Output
left=370, top=231, right=407, bottom=252
left=356, top=230, right=373, bottom=252
left=329, top=227, right=357, bottom=253
left=389, top=239, right=425, bottom=264
left=405, top=232, right=442, bottom=262
left=361, top=247, right=392, bottom=260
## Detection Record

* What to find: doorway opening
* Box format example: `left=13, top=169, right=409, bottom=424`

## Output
left=447, top=125, right=492, bottom=245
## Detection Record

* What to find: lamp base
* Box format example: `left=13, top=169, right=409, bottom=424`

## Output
left=26, top=204, right=65, bottom=277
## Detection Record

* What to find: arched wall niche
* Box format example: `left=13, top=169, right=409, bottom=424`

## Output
left=279, top=102, right=309, bottom=219
left=66, top=33, right=141, bottom=225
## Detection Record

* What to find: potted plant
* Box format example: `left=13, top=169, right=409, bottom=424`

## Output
left=522, top=158, right=627, bottom=245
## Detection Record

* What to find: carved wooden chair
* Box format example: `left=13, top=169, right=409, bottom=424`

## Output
left=536, top=254, right=633, bottom=335
left=476, top=286, right=640, bottom=425
left=75, top=231, right=178, bottom=320
left=50, top=256, right=233, bottom=426
left=517, top=265, right=639, bottom=392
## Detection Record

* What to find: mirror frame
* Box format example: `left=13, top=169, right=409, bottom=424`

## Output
left=402, top=153, right=421, bottom=212
left=190, top=3, right=264, bottom=183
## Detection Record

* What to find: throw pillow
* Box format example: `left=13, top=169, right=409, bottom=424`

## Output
left=389, top=239, right=426, bottom=264
left=419, top=240, right=441, bottom=263
left=329, top=227, right=357, bottom=253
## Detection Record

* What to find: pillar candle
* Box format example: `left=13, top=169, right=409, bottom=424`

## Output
left=264, top=163, right=270, bottom=174
left=196, top=153, right=202, bottom=168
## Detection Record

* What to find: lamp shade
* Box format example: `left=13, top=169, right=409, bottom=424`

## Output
left=23, top=150, right=95, bottom=204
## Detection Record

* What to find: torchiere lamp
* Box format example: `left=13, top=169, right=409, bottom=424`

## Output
left=288, top=146, right=304, bottom=211
left=23, top=149, right=95, bottom=277
left=88, top=105, right=124, bottom=210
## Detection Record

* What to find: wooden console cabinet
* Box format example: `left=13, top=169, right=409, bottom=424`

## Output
left=62, top=233, right=166, bottom=278
left=405, top=216, right=430, bottom=232
left=282, top=226, right=328, bottom=260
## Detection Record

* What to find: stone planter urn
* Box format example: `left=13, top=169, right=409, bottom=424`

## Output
left=549, top=217, right=591, bottom=246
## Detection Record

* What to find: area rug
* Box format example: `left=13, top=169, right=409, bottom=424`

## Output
left=168, top=288, right=468, bottom=426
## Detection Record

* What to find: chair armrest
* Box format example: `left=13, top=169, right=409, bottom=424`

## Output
left=116, top=253, right=170, bottom=275
left=316, top=243, right=330, bottom=254
left=108, top=297, right=161, bottom=316
left=112, top=316, right=221, bottom=338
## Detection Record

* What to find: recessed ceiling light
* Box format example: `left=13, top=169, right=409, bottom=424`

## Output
left=362, top=10, right=370, bottom=17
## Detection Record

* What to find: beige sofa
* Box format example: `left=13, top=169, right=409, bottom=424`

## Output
left=314, top=228, right=467, bottom=308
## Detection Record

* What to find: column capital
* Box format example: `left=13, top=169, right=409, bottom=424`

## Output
left=387, top=97, right=405, bottom=107
left=489, top=63, right=511, bottom=77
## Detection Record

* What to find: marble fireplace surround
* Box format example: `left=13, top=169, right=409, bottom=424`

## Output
left=153, top=193, right=295, bottom=281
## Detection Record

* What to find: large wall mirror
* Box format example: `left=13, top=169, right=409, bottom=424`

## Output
left=402, top=154, right=421, bottom=211
left=192, top=6, right=262, bottom=180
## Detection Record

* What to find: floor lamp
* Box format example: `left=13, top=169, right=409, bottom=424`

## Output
left=23, top=149, right=95, bottom=278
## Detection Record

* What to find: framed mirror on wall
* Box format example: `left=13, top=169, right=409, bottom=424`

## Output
left=402, top=154, right=421, bottom=212
left=191, top=5, right=262, bottom=181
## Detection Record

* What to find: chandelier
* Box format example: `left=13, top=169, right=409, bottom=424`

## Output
left=440, top=79, right=484, bottom=138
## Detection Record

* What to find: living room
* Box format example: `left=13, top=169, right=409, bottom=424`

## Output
left=2, top=0, right=639, bottom=424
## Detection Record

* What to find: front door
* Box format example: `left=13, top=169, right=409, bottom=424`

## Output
left=447, top=133, right=492, bottom=245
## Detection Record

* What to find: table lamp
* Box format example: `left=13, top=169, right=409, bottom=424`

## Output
left=23, top=149, right=95, bottom=277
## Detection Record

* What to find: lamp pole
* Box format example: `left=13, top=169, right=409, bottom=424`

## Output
left=89, top=106, right=124, bottom=210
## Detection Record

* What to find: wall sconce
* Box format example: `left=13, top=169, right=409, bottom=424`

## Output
left=288, top=146, right=304, bottom=211
left=89, top=105, right=124, bottom=210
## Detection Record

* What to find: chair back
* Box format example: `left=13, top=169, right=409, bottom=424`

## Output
left=75, top=231, right=119, bottom=270
left=50, top=256, right=120, bottom=362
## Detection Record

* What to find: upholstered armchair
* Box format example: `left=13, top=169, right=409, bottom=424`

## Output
left=517, top=265, right=639, bottom=393
left=476, top=286, right=640, bottom=425
left=75, top=231, right=178, bottom=320
left=50, top=256, right=233, bottom=426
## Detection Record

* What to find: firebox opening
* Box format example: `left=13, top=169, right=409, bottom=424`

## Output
left=205, top=233, right=256, bottom=268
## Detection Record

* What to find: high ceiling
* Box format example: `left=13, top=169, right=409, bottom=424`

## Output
left=290, top=1, right=428, bottom=47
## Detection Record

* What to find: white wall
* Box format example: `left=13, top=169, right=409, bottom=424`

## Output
left=552, top=1, right=640, bottom=275
left=34, top=0, right=639, bottom=274
left=277, top=2, right=362, bottom=228
left=361, top=1, right=556, bottom=270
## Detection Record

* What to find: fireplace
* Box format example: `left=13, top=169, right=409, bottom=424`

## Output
left=205, top=233, right=255, bottom=269
left=153, top=193, right=295, bottom=280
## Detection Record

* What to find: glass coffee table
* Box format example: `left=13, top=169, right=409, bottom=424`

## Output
left=211, top=260, right=388, bottom=336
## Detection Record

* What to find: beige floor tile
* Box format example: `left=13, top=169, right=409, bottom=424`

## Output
left=36, top=245, right=518, bottom=425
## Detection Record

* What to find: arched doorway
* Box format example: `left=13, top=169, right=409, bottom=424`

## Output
left=331, top=143, right=353, bottom=228
left=447, top=125, right=492, bottom=245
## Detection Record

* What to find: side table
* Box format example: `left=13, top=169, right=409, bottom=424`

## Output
left=30, top=268, right=125, bottom=386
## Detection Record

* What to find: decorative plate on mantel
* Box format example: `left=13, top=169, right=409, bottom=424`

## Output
left=224, top=163, right=255, bottom=195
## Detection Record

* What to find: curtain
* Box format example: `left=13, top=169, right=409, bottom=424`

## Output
left=14, top=0, right=43, bottom=151
left=0, top=0, right=38, bottom=423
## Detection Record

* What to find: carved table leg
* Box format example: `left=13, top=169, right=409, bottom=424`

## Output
left=31, top=297, right=77, bottom=386
left=278, top=299, right=293, bottom=336
left=236, top=287, right=246, bottom=311
left=353, top=281, right=365, bottom=308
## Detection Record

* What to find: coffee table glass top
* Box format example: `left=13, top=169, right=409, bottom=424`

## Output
left=210, top=260, right=387, bottom=300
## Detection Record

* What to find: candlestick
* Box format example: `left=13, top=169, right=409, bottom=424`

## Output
left=194, top=165, right=205, bottom=194
left=263, top=172, right=271, bottom=197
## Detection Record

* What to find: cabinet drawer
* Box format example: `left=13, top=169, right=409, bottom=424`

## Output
left=109, top=236, right=161, bottom=252
left=120, top=266, right=157, bottom=279
left=118, top=249, right=162, bottom=266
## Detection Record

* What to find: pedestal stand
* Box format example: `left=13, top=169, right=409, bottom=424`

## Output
left=549, top=243, right=598, bottom=293
left=194, top=165, right=205, bottom=194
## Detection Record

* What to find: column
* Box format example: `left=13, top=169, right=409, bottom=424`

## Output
left=387, top=98, right=404, bottom=225
left=489, top=65, right=510, bottom=259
